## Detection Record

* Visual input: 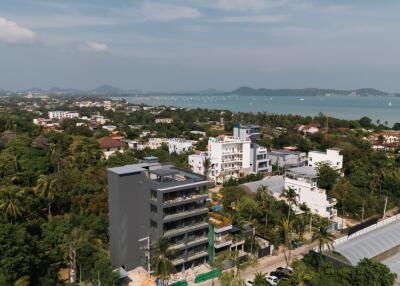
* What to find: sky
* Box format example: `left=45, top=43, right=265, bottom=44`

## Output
left=1, top=0, right=400, bottom=92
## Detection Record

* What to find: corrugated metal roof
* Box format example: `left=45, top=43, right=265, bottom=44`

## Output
left=108, top=164, right=146, bottom=175
left=334, top=219, right=400, bottom=266
left=382, top=252, right=400, bottom=281
left=287, top=166, right=318, bottom=177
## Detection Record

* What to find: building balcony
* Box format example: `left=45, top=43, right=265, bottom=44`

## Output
left=163, top=207, right=209, bottom=222
left=187, top=250, right=208, bottom=261
left=215, top=235, right=233, bottom=249
left=163, top=193, right=208, bottom=206
left=164, top=222, right=209, bottom=237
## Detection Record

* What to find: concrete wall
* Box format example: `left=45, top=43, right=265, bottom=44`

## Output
left=108, top=170, right=150, bottom=270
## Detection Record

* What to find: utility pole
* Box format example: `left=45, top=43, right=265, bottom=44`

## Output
left=309, top=215, right=312, bottom=238
left=361, top=202, right=365, bottom=222
left=383, top=196, right=388, bottom=219
left=264, top=212, right=268, bottom=236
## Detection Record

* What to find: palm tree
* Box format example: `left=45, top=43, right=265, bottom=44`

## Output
left=14, top=276, right=30, bottom=286
left=281, top=187, right=299, bottom=219
left=281, top=218, right=293, bottom=266
left=253, top=272, right=266, bottom=286
left=152, top=237, right=175, bottom=286
left=36, top=174, right=57, bottom=220
left=312, top=220, right=335, bottom=252
left=0, top=186, right=23, bottom=223
left=49, top=143, right=62, bottom=171
left=282, top=262, right=313, bottom=286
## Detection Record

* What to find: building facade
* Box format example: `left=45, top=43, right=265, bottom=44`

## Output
left=308, top=148, right=343, bottom=170
left=284, top=166, right=337, bottom=219
left=188, top=152, right=208, bottom=176
left=108, top=160, right=210, bottom=271
left=250, top=144, right=272, bottom=174
left=48, top=111, right=80, bottom=120
left=168, top=138, right=193, bottom=154
left=208, top=136, right=251, bottom=183
left=268, top=150, right=307, bottom=169
left=233, top=123, right=261, bottom=142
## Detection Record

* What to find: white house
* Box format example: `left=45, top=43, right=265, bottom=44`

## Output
left=188, top=152, right=208, bottom=176
left=97, top=136, right=126, bottom=159
left=208, top=136, right=251, bottom=183
left=284, top=166, right=337, bottom=219
left=155, top=118, right=173, bottom=124
left=48, top=111, right=80, bottom=120
left=147, top=138, right=169, bottom=150
left=168, top=138, right=193, bottom=154
left=268, top=150, right=307, bottom=169
left=308, top=148, right=343, bottom=170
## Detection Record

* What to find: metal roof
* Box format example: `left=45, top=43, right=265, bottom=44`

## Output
left=382, top=252, right=400, bottom=281
left=287, top=166, right=318, bottom=177
left=241, top=176, right=285, bottom=196
left=150, top=167, right=179, bottom=176
left=108, top=164, right=146, bottom=175
left=334, top=219, right=400, bottom=266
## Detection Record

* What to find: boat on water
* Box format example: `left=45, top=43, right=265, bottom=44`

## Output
left=300, top=98, right=305, bottom=101
left=388, top=101, right=392, bottom=107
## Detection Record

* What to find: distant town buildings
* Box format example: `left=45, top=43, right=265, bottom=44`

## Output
left=148, top=138, right=169, bottom=150
left=48, top=111, right=80, bottom=120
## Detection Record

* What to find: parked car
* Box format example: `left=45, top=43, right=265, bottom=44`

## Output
left=270, top=270, right=285, bottom=279
left=266, top=275, right=278, bottom=285
left=291, top=239, right=303, bottom=248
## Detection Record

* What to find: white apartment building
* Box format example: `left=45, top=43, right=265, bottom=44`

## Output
left=48, top=111, right=80, bottom=120
left=147, top=138, right=169, bottom=150
left=308, top=148, right=343, bottom=170
left=188, top=152, right=208, bottom=176
left=208, top=136, right=251, bottom=183
left=233, top=123, right=261, bottom=142
left=168, top=138, right=193, bottom=154
left=250, top=144, right=272, bottom=174
left=284, top=166, right=337, bottom=219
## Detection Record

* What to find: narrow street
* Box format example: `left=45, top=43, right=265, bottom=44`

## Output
left=192, top=242, right=318, bottom=286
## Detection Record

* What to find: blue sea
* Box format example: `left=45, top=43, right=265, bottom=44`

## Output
left=122, top=94, right=400, bottom=125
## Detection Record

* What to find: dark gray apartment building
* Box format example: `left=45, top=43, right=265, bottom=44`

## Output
left=108, top=158, right=210, bottom=272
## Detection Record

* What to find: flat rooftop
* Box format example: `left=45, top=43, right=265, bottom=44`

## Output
left=286, top=166, right=318, bottom=177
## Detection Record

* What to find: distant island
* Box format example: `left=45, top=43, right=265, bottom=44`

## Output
left=1, top=85, right=399, bottom=97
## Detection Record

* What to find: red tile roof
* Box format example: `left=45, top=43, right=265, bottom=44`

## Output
left=97, top=136, right=126, bottom=149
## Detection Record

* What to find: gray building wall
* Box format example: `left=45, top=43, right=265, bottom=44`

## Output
left=108, top=170, right=150, bottom=270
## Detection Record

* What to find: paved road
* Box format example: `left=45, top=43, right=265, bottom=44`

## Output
left=192, top=242, right=317, bottom=286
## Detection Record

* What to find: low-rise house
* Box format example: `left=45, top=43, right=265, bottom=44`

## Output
left=168, top=138, right=193, bottom=154
left=97, top=136, right=127, bottom=159
left=297, top=123, right=320, bottom=135
left=268, top=150, right=307, bottom=169
left=155, top=118, right=173, bottom=124
left=188, top=152, right=208, bottom=176
left=308, top=148, right=343, bottom=170
left=147, top=138, right=168, bottom=150
left=285, top=166, right=337, bottom=220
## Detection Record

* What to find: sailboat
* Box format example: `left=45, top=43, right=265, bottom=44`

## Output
left=388, top=101, right=392, bottom=107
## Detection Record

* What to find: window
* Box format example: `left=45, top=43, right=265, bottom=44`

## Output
left=150, top=220, right=157, bottom=228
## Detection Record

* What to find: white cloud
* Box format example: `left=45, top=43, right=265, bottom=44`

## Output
left=84, top=41, right=109, bottom=53
left=220, top=14, right=287, bottom=23
left=136, top=2, right=201, bottom=22
left=0, top=17, right=37, bottom=44
left=213, top=0, right=285, bottom=11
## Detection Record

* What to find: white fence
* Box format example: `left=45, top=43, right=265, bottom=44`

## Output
left=316, top=214, right=400, bottom=251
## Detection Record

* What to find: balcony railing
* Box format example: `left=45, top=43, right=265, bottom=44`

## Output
left=163, top=193, right=208, bottom=205
left=164, top=207, right=209, bottom=221
left=164, top=221, right=209, bottom=237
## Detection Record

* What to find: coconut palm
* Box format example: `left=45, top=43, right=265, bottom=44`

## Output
left=281, top=218, right=293, bottom=266
left=0, top=186, right=23, bottom=223
left=36, top=174, right=57, bottom=220
left=253, top=272, right=266, bottom=286
left=14, top=275, right=30, bottom=286
left=281, top=187, right=299, bottom=219
left=312, top=220, right=335, bottom=252
left=152, top=237, right=175, bottom=286
left=282, top=261, right=313, bottom=286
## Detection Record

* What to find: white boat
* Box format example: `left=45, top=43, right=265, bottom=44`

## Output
left=388, top=101, right=392, bottom=107
left=300, top=98, right=305, bottom=101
